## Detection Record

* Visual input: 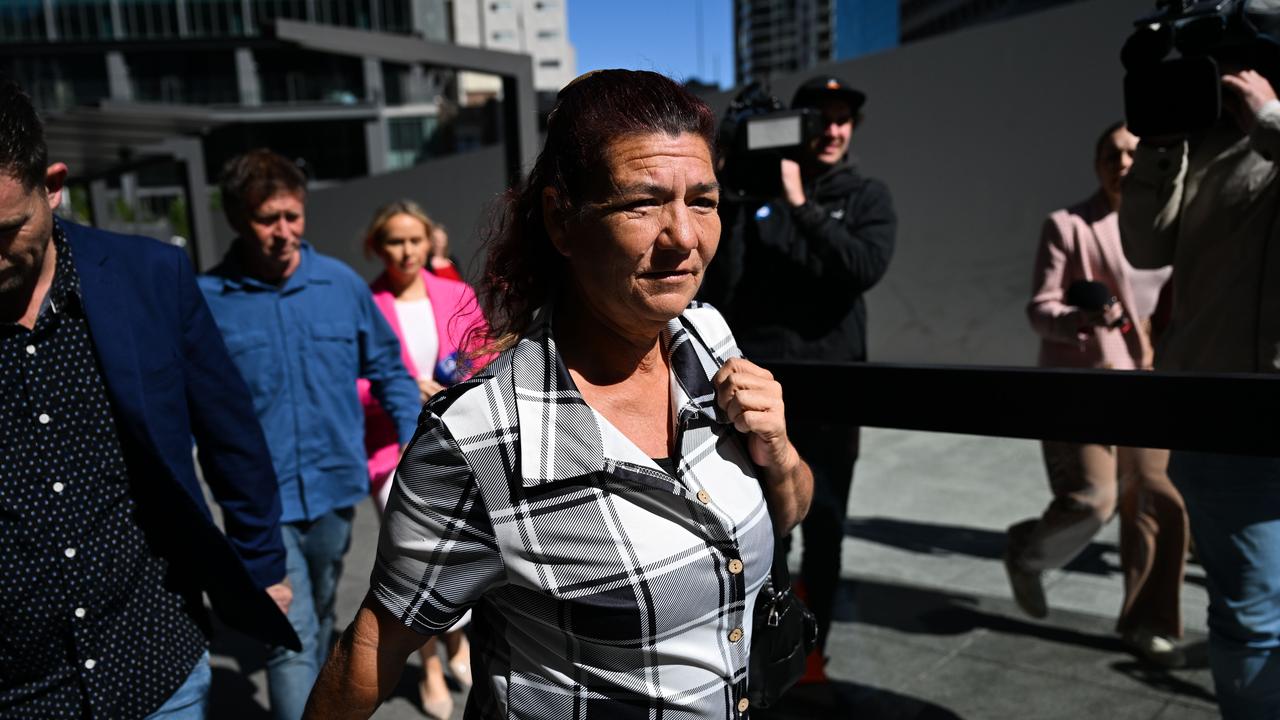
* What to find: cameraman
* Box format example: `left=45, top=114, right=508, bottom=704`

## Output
left=1120, top=23, right=1280, bottom=718
left=702, top=76, right=896, bottom=680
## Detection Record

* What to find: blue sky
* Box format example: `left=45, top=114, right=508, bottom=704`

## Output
left=567, top=0, right=735, bottom=88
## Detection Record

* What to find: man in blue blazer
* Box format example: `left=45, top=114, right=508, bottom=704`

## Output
left=0, top=80, right=297, bottom=718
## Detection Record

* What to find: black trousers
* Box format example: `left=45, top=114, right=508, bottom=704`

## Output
left=785, top=420, right=860, bottom=652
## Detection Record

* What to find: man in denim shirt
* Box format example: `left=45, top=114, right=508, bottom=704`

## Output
left=198, top=149, right=420, bottom=720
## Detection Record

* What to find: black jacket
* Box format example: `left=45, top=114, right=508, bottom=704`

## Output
left=703, top=160, right=896, bottom=362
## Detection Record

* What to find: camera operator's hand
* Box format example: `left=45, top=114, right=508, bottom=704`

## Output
left=1222, top=70, right=1278, bottom=133
left=781, top=158, right=806, bottom=207
left=1074, top=301, right=1126, bottom=340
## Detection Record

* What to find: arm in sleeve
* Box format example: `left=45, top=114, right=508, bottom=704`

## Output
left=369, top=412, right=506, bottom=634
left=1026, top=212, right=1088, bottom=345
left=786, top=177, right=897, bottom=293
left=1119, top=140, right=1188, bottom=269
left=357, top=290, right=422, bottom=444
left=178, top=251, right=286, bottom=589
left=1251, top=100, right=1280, bottom=161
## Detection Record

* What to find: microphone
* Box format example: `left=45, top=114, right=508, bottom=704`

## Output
left=1066, top=280, right=1132, bottom=333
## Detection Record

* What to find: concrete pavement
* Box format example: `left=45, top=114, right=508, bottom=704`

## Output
left=209, top=428, right=1216, bottom=719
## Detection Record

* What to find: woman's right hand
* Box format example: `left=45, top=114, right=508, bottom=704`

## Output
left=1076, top=300, right=1125, bottom=329
left=417, top=377, right=446, bottom=404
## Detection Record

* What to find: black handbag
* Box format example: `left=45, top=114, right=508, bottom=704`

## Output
left=748, top=541, right=819, bottom=709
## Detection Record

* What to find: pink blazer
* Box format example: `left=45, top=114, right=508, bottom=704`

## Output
left=359, top=269, right=488, bottom=489
left=1028, top=192, right=1170, bottom=370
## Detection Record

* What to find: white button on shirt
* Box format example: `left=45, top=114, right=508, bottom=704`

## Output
left=64, top=548, right=76, bottom=558
left=52, top=482, right=65, bottom=493
left=25, top=344, right=35, bottom=355
left=38, top=413, right=50, bottom=425
left=74, top=608, right=86, bottom=619
left=83, top=659, right=96, bottom=670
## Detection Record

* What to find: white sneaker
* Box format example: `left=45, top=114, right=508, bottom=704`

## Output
left=1123, top=628, right=1186, bottom=669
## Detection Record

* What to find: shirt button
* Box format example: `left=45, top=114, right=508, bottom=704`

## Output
left=738, top=698, right=750, bottom=713
left=696, top=490, right=711, bottom=504
left=52, top=482, right=65, bottom=493
left=25, top=344, right=36, bottom=355
left=38, top=413, right=51, bottom=425
left=728, top=628, right=744, bottom=643
left=728, top=559, right=744, bottom=575
left=64, top=547, right=76, bottom=558
left=74, top=607, right=86, bottom=619
left=83, top=658, right=96, bottom=670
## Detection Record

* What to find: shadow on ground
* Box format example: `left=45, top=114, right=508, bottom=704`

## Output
left=754, top=680, right=966, bottom=719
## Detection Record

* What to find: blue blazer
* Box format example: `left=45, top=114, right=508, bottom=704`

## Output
left=63, top=220, right=299, bottom=651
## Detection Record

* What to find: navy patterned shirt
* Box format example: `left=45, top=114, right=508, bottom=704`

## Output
left=0, top=225, right=206, bottom=719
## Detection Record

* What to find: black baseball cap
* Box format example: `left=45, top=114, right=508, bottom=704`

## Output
left=791, top=76, right=867, bottom=113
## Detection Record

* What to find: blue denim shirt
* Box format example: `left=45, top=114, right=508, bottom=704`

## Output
left=198, top=243, right=420, bottom=523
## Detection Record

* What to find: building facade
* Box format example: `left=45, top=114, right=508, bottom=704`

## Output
left=734, top=0, right=898, bottom=86
left=734, top=0, right=1083, bottom=87
left=0, top=0, right=543, bottom=265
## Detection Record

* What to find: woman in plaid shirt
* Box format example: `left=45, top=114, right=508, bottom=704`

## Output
left=305, top=69, right=814, bottom=720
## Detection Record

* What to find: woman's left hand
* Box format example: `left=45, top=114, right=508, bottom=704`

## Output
left=713, top=357, right=800, bottom=475
left=713, top=357, right=812, bottom=533
left=417, top=377, right=446, bottom=404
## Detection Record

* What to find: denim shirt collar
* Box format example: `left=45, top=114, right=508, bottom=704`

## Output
left=212, top=241, right=329, bottom=294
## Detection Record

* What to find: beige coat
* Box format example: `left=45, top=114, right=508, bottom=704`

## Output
left=1120, top=104, right=1280, bottom=374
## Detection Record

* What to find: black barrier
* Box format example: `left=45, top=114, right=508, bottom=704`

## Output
left=766, top=362, right=1279, bottom=457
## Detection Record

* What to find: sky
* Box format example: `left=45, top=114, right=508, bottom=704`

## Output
left=567, top=0, right=735, bottom=89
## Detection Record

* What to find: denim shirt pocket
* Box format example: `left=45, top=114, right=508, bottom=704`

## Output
left=221, top=330, right=280, bottom=408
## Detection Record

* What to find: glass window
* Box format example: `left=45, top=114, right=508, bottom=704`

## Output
left=120, top=0, right=180, bottom=40
left=0, top=0, right=48, bottom=42
left=186, top=0, right=247, bottom=37
left=0, top=54, right=109, bottom=111
left=538, top=58, right=560, bottom=68
left=205, top=118, right=370, bottom=181
left=536, top=29, right=558, bottom=40
left=254, top=48, right=366, bottom=104
left=386, top=115, right=440, bottom=170
left=491, top=29, right=515, bottom=42
left=127, top=50, right=239, bottom=104
left=55, top=0, right=116, bottom=42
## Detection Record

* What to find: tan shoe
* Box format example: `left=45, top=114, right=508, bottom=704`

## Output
left=419, top=682, right=454, bottom=720
left=448, top=659, right=472, bottom=691
left=1124, top=628, right=1186, bottom=669
left=1004, top=552, right=1048, bottom=619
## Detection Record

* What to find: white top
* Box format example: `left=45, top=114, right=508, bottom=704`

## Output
left=394, top=297, right=439, bottom=377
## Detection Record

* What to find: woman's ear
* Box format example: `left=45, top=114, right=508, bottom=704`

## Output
left=543, top=187, right=571, bottom=257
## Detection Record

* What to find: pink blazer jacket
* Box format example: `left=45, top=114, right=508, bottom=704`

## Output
left=1028, top=192, right=1170, bottom=371
left=358, top=269, right=487, bottom=489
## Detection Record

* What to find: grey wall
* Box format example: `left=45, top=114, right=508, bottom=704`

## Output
left=211, top=145, right=509, bottom=282
left=712, top=0, right=1155, bottom=366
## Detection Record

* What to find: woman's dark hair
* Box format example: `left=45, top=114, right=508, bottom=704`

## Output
left=476, top=69, right=717, bottom=352
left=0, top=78, right=49, bottom=192
left=219, top=148, right=308, bottom=228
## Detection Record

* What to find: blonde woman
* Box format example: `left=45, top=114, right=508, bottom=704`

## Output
left=356, top=200, right=487, bottom=718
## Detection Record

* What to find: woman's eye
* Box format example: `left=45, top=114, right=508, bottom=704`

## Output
left=624, top=198, right=659, bottom=211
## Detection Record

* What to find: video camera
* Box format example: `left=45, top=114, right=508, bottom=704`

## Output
left=1123, top=0, right=1280, bottom=137
left=716, top=83, right=823, bottom=200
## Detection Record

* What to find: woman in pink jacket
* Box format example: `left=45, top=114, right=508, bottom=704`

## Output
left=358, top=200, right=487, bottom=719
left=1005, top=122, right=1189, bottom=667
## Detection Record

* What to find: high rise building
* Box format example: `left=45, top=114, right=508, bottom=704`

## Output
left=451, top=0, right=576, bottom=102
left=734, top=0, right=898, bottom=86
left=734, top=0, right=1083, bottom=87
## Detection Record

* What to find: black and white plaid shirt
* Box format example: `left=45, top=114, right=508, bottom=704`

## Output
left=373, top=304, right=775, bottom=719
